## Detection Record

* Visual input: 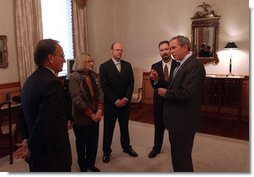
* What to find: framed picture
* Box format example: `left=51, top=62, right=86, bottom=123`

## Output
left=0, top=35, right=8, bottom=68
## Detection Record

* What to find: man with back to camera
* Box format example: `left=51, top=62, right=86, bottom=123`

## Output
left=149, top=40, right=179, bottom=158
left=99, top=42, right=138, bottom=163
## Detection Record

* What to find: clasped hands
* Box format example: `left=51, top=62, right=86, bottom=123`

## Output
left=91, top=110, right=103, bottom=122
left=150, top=69, right=167, bottom=97
left=115, top=98, right=128, bottom=108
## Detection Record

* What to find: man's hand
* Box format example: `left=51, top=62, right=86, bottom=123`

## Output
left=157, top=88, right=167, bottom=97
left=14, top=139, right=30, bottom=160
left=150, top=69, right=159, bottom=82
left=115, top=98, right=128, bottom=108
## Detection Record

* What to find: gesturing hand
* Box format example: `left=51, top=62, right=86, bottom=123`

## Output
left=150, top=69, right=159, bottom=82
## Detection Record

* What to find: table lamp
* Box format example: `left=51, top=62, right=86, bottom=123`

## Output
left=224, top=42, right=238, bottom=77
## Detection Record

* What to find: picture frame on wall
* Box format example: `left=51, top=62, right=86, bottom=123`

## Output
left=0, top=35, right=8, bottom=68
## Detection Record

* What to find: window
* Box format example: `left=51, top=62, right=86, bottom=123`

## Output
left=41, top=0, right=73, bottom=76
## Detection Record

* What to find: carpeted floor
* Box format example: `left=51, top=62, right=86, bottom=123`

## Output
left=0, top=121, right=249, bottom=173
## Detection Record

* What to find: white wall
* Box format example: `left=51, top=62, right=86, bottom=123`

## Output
left=86, top=0, right=115, bottom=72
left=0, top=0, right=19, bottom=84
left=0, top=0, right=249, bottom=84
left=87, top=0, right=249, bottom=77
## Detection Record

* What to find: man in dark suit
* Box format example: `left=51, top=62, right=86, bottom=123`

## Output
left=148, top=40, right=179, bottom=158
left=15, top=39, right=72, bottom=172
left=158, top=35, right=206, bottom=172
left=99, top=42, right=138, bottom=163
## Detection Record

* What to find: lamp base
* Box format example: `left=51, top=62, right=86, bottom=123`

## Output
left=226, top=72, right=234, bottom=77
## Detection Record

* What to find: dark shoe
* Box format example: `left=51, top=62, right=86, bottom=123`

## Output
left=123, top=148, right=138, bottom=157
left=148, top=150, right=160, bottom=158
left=103, top=154, right=110, bottom=163
left=80, top=167, right=87, bottom=172
left=87, top=166, right=100, bottom=172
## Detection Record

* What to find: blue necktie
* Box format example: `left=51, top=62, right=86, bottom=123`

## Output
left=173, top=62, right=180, bottom=78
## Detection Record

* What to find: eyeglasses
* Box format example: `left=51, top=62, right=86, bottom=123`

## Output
left=53, top=54, right=65, bottom=58
left=85, top=60, right=94, bottom=63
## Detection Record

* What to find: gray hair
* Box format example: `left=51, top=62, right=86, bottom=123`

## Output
left=34, top=39, right=59, bottom=66
left=169, top=35, right=191, bottom=51
left=72, top=53, right=91, bottom=71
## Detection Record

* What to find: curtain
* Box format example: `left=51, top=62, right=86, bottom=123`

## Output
left=72, top=0, right=89, bottom=57
left=74, top=0, right=87, bottom=8
left=13, top=0, right=43, bottom=87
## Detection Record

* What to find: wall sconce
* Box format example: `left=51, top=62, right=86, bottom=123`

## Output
left=224, top=42, right=238, bottom=77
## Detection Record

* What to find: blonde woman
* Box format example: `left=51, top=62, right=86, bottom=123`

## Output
left=69, top=53, right=103, bottom=172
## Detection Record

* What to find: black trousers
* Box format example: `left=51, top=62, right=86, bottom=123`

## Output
left=73, top=123, right=99, bottom=171
left=103, top=105, right=131, bottom=155
left=168, top=131, right=195, bottom=172
left=152, top=111, right=165, bottom=152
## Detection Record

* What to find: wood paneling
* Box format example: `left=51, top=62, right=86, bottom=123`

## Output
left=201, top=76, right=249, bottom=139
left=141, top=73, right=249, bottom=139
left=0, top=82, right=21, bottom=102
left=142, top=72, right=153, bottom=104
left=130, top=104, right=249, bottom=140
left=241, top=76, right=249, bottom=120
left=202, top=76, right=248, bottom=121
left=0, top=83, right=21, bottom=160
left=142, top=73, right=249, bottom=122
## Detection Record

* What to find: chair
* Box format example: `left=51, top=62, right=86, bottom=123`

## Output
left=131, top=67, right=143, bottom=109
left=0, top=101, right=16, bottom=164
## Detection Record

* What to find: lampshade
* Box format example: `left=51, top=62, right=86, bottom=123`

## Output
left=224, top=42, right=238, bottom=49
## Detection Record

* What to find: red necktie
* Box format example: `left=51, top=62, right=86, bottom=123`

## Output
left=164, top=64, right=169, bottom=81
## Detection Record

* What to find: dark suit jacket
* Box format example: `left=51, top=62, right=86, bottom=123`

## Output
left=150, top=59, right=179, bottom=113
left=99, top=59, right=134, bottom=107
left=17, top=67, right=72, bottom=172
left=163, top=55, right=206, bottom=133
